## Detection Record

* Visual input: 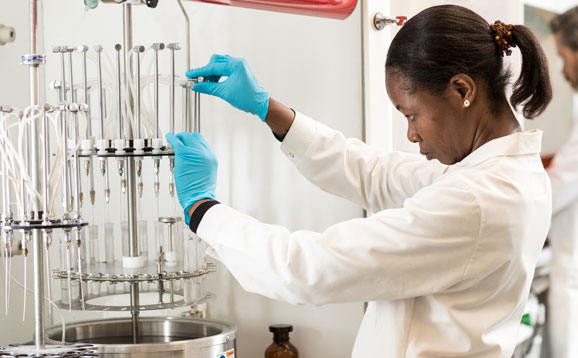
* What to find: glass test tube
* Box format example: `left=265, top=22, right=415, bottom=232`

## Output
left=103, top=222, right=115, bottom=263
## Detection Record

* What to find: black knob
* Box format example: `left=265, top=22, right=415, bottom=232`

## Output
left=146, top=0, right=158, bottom=8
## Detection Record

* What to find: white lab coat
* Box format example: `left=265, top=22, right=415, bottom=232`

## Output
left=197, top=113, right=551, bottom=357
left=546, top=119, right=578, bottom=358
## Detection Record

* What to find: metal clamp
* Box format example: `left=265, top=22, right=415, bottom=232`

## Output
left=20, top=54, right=46, bottom=65
left=373, top=13, right=407, bottom=30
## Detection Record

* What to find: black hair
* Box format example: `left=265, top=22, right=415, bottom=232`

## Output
left=551, top=6, right=578, bottom=51
left=386, top=5, right=552, bottom=119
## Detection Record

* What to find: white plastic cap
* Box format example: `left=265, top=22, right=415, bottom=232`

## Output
left=133, top=138, right=145, bottom=154
left=114, top=139, right=126, bottom=154
left=152, top=138, right=163, bottom=153
left=96, top=139, right=108, bottom=154
left=122, top=256, right=146, bottom=269
left=81, top=138, right=94, bottom=155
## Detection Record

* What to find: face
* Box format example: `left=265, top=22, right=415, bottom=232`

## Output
left=385, top=70, right=474, bottom=165
left=555, top=33, right=578, bottom=90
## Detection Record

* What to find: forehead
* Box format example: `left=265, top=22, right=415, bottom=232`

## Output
left=385, top=70, right=443, bottom=110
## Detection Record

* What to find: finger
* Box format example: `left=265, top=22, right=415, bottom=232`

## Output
left=186, top=62, right=231, bottom=79
left=194, top=133, right=212, bottom=150
left=175, top=132, right=198, bottom=146
left=210, top=54, right=230, bottom=63
left=165, top=133, right=184, bottom=151
left=191, top=81, right=224, bottom=97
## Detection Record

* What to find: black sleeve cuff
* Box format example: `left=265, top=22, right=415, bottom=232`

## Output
left=273, top=131, right=287, bottom=142
left=189, top=200, right=220, bottom=234
left=271, top=108, right=296, bottom=143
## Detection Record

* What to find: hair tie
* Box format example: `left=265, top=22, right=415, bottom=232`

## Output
left=490, top=20, right=516, bottom=56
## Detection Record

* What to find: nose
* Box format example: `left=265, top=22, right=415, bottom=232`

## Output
left=407, top=123, right=421, bottom=143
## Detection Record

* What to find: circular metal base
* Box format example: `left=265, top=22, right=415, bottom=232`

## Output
left=54, top=291, right=215, bottom=312
left=52, top=262, right=216, bottom=283
left=46, top=317, right=236, bottom=357
left=0, top=344, right=96, bottom=357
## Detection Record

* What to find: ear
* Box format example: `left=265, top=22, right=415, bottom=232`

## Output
left=446, top=74, right=477, bottom=106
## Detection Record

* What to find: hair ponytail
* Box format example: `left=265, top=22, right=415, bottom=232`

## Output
left=510, top=25, right=552, bottom=119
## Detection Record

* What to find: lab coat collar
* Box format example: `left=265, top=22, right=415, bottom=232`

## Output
left=454, top=129, right=543, bottom=168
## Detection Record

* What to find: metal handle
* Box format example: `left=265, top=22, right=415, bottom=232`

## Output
left=114, top=44, right=123, bottom=139
left=373, top=13, right=407, bottom=30
left=132, top=45, right=145, bottom=139
left=94, top=45, right=105, bottom=140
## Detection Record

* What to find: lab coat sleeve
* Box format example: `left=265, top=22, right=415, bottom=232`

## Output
left=280, top=113, right=447, bottom=212
left=197, top=181, right=481, bottom=305
left=548, top=121, right=578, bottom=215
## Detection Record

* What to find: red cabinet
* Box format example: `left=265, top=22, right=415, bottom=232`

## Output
left=186, top=0, right=358, bottom=19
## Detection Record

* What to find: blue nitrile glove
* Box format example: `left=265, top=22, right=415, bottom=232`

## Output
left=186, top=54, right=271, bottom=121
left=166, top=132, right=218, bottom=226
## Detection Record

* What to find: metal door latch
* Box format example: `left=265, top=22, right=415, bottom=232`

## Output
left=373, top=13, right=408, bottom=30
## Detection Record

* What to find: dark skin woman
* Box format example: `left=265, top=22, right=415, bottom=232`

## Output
left=168, top=5, right=552, bottom=357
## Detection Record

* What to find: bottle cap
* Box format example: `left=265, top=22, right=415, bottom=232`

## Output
left=269, top=324, right=293, bottom=333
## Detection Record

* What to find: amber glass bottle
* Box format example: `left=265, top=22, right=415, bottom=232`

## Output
left=265, top=324, right=299, bottom=358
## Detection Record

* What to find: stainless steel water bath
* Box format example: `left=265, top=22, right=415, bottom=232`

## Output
left=46, top=317, right=236, bottom=358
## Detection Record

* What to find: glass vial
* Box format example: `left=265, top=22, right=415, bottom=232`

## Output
left=103, top=222, right=115, bottom=263
left=86, top=225, right=99, bottom=265
left=265, top=324, right=299, bottom=358
left=138, top=220, right=148, bottom=260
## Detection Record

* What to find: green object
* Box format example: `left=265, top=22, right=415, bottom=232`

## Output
left=521, top=313, right=532, bottom=326
left=84, top=0, right=99, bottom=10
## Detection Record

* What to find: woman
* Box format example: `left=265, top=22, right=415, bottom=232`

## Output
left=167, top=5, right=552, bottom=357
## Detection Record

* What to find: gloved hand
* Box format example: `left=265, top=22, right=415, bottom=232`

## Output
left=186, top=54, right=271, bottom=121
left=166, top=132, right=218, bottom=225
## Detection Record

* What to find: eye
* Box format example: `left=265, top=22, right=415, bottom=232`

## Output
left=406, top=114, right=416, bottom=122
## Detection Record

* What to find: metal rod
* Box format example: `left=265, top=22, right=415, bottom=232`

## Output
left=127, top=157, right=139, bottom=343
left=41, top=104, right=53, bottom=307
left=60, top=110, right=71, bottom=216
left=194, top=92, right=200, bottom=132
left=168, top=44, right=178, bottom=134
left=95, top=45, right=105, bottom=139
left=123, top=4, right=134, bottom=140
left=69, top=103, right=86, bottom=308
left=79, top=45, right=91, bottom=138
left=152, top=43, right=164, bottom=139
left=70, top=106, right=81, bottom=217
left=67, top=49, right=76, bottom=104
left=29, top=1, right=39, bottom=109
left=155, top=48, right=159, bottom=138
left=60, top=48, right=67, bottom=103
left=176, top=0, right=191, bottom=124
left=183, top=84, right=191, bottom=132
left=115, top=44, right=123, bottom=139
left=41, top=106, right=50, bottom=215
left=59, top=107, right=73, bottom=310
left=133, top=46, right=144, bottom=139
left=19, top=114, right=29, bottom=222
left=124, top=4, right=140, bottom=343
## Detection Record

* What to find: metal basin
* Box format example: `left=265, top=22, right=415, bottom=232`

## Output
left=46, top=317, right=236, bottom=357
